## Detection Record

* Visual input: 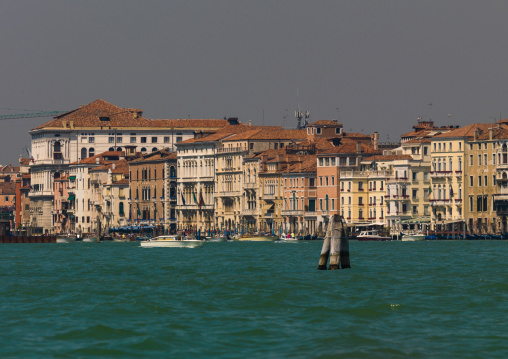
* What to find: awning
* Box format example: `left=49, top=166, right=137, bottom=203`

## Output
left=69, top=176, right=76, bottom=180
left=68, top=194, right=75, bottom=201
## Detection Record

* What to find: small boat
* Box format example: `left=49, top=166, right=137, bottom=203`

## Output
left=56, top=235, right=77, bottom=243
left=140, top=234, right=204, bottom=248
left=82, top=236, right=98, bottom=242
left=401, top=232, right=425, bottom=241
left=237, top=233, right=278, bottom=241
left=356, top=230, right=391, bottom=241
left=280, top=233, right=298, bottom=241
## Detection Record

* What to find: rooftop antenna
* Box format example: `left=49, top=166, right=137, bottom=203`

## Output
left=294, top=87, right=309, bottom=129
left=428, top=103, right=433, bottom=120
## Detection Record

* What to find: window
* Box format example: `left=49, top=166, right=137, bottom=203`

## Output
left=470, top=176, right=473, bottom=186
left=164, top=136, right=170, bottom=143
left=449, top=142, right=452, bottom=150
left=81, top=148, right=87, bottom=159
left=469, top=144, right=473, bottom=151
left=478, top=176, right=482, bottom=187
left=316, top=128, right=322, bottom=134
left=335, top=128, right=340, bottom=134
left=130, top=136, right=136, bottom=143
left=493, top=154, right=496, bottom=165
left=152, top=137, right=157, bottom=143
left=424, top=146, right=428, bottom=155
left=459, top=142, right=462, bottom=150
left=176, top=137, right=182, bottom=143
left=484, top=175, right=488, bottom=187
left=332, top=199, right=335, bottom=210
left=478, top=155, right=482, bottom=166
left=412, top=172, right=417, bottom=181
left=484, top=154, right=487, bottom=165
left=88, top=148, right=95, bottom=157
left=117, top=136, right=122, bottom=143
left=319, top=158, right=324, bottom=166
left=331, top=176, right=335, bottom=186
left=141, top=137, right=147, bottom=143
left=88, top=137, right=94, bottom=143
left=319, top=177, right=323, bottom=186
left=109, top=137, right=114, bottom=143
left=470, top=155, right=473, bottom=166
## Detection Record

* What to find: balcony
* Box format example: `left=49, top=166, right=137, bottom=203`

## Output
left=455, top=171, right=463, bottom=177
left=244, top=182, right=257, bottom=190
left=216, top=146, right=247, bottom=154
left=304, top=211, right=317, bottom=218
left=430, top=171, right=452, bottom=178
left=430, top=199, right=451, bottom=206
left=262, top=193, right=277, bottom=200
left=217, top=191, right=238, bottom=198
left=281, top=210, right=303, bottom=216
left=242, top=209, right=258, bottom=216
left=387, top=177, right=410, bottom=183
left=263, top=212, right=274, bottom=218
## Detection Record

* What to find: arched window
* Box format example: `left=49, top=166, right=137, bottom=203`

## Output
left=109, top=147, right=115, bottom=151
left=81, top=148, right=87, bottom=159
left=116, top=147, right=122, bottom=151
left=170, top=166, right=176, bottom=178
left=141, top=147, right=147, bottom=153
left=89, top=148, right=95, bottom=157
left=152, top=147, right=158, bottom=152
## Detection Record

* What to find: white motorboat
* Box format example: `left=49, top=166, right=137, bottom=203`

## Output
left=356, top=230, right=391, bottom=241
left=401, top=232, right=425, bottom=241
left=56, top=235, right=77, bottom=243
left=140, top=234, right=204, bottom=248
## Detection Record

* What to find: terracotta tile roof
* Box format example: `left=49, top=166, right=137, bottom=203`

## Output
left=403, top=138, right=432, bottom=144
left=70, top=151, right=123, bottom=165
left=0, top=182, right=16, bottom=194
left=476, top=126, right=508, bottom=140
left=225, top=128, right=307, bottom=141
left=55, top=174, right=69, bottom=181
left=0, top=165, right=19, bottom=172
left=319, top=138, right=381, bottom=155
left=401, top=130, right=432, bottom=138
left=286, top=155, right=317, bottom=173
left=112, top=179, right=129, bottom=185
left=19, top=158, right=31, bottom=166
left=364, top=155, right=413, bottom=161
left=178, top=124, right=253, bottom=144
left=343, top=132, right=370, bottom=139
left=433, top=123, right=494, bottom=139
left=307, top=120, right=342, bottom=127
left=32, top=99, right=228, bottom=130
left=130, top=149, right=177, bottom=163
left=90, top=158, right=130, bottom=173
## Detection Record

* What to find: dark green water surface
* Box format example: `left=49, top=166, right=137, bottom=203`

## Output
left=1, top=240, right=508, bottom=358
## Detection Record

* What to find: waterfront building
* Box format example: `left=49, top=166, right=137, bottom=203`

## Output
left=89, top=158, right=131, bottom=233
left=431, top=123, right=492, bottom=233
left=15, top=173, right=31, bottom=232
left=281, top=154, right=317, bottom=236
left=469, top=124, right=507, bottom=234
left=0, top=181, right=16, bottom=231
left=216, top=127, right=306, bottom=234
left=489, top=123, right=508, bottom=233
left=317, top=138, right=380, bottom=233
left=28, top=99, right=228, bottom=232
left=67, top=151, right=126, bottom=235
left=175, top=122, right=246, bottom=233
left=129, top=149, right=177, bottom=232
left=53, top=173, right=70, bottom=234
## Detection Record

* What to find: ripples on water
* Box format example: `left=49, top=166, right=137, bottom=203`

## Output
left=1, top=241, right=508, bottom=358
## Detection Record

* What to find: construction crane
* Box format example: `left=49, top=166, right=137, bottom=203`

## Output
left=0, top=110, right=67, bottom=120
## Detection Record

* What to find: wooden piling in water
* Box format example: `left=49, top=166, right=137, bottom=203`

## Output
left=318, top=214, right=350, bottom=270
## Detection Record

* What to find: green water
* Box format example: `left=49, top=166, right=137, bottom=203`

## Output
left=1, top=240, right=508, bottom=358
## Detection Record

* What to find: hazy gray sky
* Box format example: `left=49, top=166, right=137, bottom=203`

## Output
left=2, top=0, right=508, bottom=165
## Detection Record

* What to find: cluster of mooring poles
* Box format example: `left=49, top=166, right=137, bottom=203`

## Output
left=318, top=214, right=350, bottom=270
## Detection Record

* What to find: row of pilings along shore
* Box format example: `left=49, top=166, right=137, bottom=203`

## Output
left=0, top=236, right=56, bottom=243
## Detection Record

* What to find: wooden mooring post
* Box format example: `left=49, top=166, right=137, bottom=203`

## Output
left=318, top=214, right=350, bottom=270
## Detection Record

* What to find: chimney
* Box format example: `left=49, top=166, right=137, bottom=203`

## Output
left=489, top=128, right=494, bottom=141
left=62, top=120, right=67, bottom=128
left=95, top=157, right=100, bottom=164
left=112, top=163, right=116, bottom=170
left=69, top=119, right=74, bottom=129
left=248, top=120, right=252, bottom=126
left=371, top=132, right=379, bottom=150
left=356, top=141, right=362, bottom=154
left=474, top=129, right=478, bottom=141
